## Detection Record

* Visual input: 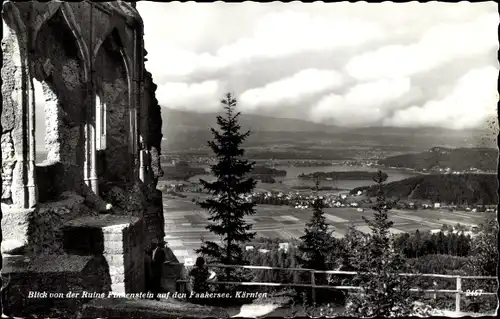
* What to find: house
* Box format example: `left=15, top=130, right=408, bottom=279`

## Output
left=184, top=258, right=194, bottom=266
left=279, top=243, right=289, bottom=253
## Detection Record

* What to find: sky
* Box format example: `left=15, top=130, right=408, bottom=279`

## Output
left=137, top=1, right=498, bottom=130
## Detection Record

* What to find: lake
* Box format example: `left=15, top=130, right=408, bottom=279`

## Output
left=186, top=164, right=420, bottom=191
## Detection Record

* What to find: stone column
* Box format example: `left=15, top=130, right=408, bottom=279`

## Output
left=26, top=67, right=37, bottom=208
left=84, top=83, right=98, bottom=195
left=86, top=4, right=98, bottom=195
left=2, top=2, right=37, bottom=209
left=136, top=28, right=147, bottom=183
left=83, top=84, right=90, bottom=189
left=26, top=1, right=37, bottom=208
left=129, top=27, right=140, bottom=182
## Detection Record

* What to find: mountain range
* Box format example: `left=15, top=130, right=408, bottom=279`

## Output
left=161, top=107, right=496, bottom=152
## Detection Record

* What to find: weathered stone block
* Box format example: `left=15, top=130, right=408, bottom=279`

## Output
left=1, top=255, right=110, bottom=317
left=62, top=214, right=145, bottom=293
left=0, top=206, right=34, bottom=253
left=1, top=239, right=27, bottom=255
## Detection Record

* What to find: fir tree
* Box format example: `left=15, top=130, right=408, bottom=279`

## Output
left=298, top=178, right=336, bottom=270
left=468, top=216, right=498, bottom=276
left=414, top=229, right=422, bottom=258
left=345, top=170, right=417, bottom=317
left=195, top=93, right=257, bottom=283
left=297, top=178, right=337, bottom=304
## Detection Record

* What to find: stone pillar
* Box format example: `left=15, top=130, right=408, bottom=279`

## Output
left=86, top=6, right=98, bottom=195
left=138, top=29, right=149, bottom=184
left=84, top=83, right=98, bottom=195
left=84, top=88, right=98, bottom=195
left=26, top=70, right=37, bottom=208
left=2, top=2, right=37, bottom=209
left=83, top=86, right=90, bottom=189
left=138, top=150, right=145, bottom=183
left=129, top=28, right=140, bottom=183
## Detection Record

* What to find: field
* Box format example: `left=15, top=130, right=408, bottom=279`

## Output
left=162, top=195, right=491, bottom=265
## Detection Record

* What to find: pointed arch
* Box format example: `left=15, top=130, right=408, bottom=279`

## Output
left=93, top=25, right=132, bottom=82
left=32, top=6, right=88, bottom=200
left=59, top=3, right=90, bottom=82
left=33, top=5, right=88, bottom=80
left=93, top=27, right=133, bottom=184
left=116, top=1, right=143, bottom=25
left=2, top=2, right=28, bottom=41
left=31, top=2, right=63, bottom=47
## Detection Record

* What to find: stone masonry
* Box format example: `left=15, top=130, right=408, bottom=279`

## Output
left=63, top=215, right=145, bottom=294
left=1, top=1, right=166, bottom=316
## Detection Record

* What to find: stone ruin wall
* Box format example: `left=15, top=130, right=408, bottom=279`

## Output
left=0, top=1, right=165, bottom=314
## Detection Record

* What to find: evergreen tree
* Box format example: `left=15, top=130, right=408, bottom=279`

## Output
left=196, top=93, right=257, bottom=283
left=297, top=179, right=336, bottom=271
left=468, top=216, right=498, bottom=276
left=297, top=178, right=338, bottom=304
left=414, top=229, right=422, bottom=258
left=345, top=170, right=416, bottom=317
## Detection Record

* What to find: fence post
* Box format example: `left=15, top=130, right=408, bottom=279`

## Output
left=433, top=281, right=437, bottom=300
left=310, top=271, right=316, bottom=305
left=455, top=276, right=462, bottom=313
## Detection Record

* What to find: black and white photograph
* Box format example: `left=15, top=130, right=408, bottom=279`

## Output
left=0, top=1, right=498, bottom=318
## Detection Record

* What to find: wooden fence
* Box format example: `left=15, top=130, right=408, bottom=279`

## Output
left=177, top=264, right=497, bottom=313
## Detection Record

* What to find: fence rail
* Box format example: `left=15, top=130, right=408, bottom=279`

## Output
left=176, top=264, right=496, bottom=313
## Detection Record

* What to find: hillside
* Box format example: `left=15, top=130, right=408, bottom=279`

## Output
left=162, top=107, right=339, bottom=134
left=160, top=108, right=495, bottom=153
left=351, top=174, right=498, bottom=205
left=379, top=147, right=498, bottom=172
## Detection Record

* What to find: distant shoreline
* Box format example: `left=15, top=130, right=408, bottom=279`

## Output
left=298, top=170, right=388, bottom=181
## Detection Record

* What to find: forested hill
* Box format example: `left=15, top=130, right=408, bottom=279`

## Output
left=352, top=174, right=498, bottom=205
left=378, top=147, right=498, bottom=172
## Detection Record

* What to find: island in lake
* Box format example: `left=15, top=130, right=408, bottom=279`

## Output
left=163, top=161, right=206, bottom=181
left=298, top=171, right=388, bottom=181
left=252, top=166, right=287, bottom=184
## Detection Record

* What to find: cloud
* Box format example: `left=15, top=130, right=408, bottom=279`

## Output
left=384, top=66, right=498, bottom=129
left=345, top=13, right=498, bottom=81
left=310, top=78, right=413, bottom=126
left=216, top=10, right=383, bottom=63
left=137, top=2, right=497, bottom=130
left=342, top=78, right=412, bottom=109
left=142, top=7, right=384, bottom=80
left=239, top=69, right=344, bottom=111
left=155, top=80, right=225, bottom=112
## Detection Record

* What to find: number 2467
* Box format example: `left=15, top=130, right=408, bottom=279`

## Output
left=465, top=289, right=484, bottom=297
